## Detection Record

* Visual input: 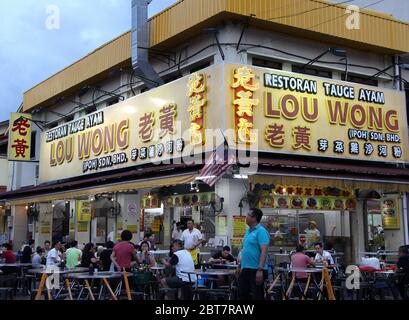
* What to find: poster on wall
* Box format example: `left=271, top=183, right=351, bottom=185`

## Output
left=77, top=222, right=89, bottom=233
left=381, top=196, right=401, bottom=229
left=40, top=222, right=51, bottom=234
left=77, top=200, right=92, bottom=222
left=233, top=216, right=247, bottom=238
left=231, top=238, right=243, bottom=249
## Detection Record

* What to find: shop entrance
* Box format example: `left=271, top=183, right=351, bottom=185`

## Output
left=365, top=198, right=384, bottom=252
left=52, top=201, right=70, bottom=242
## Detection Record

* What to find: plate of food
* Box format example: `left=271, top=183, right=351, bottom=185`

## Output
left=182, top=195, right=191, bottom=206
left=334, top=199, right=344, bottom=210
left=166, top=197, right=174, bottom=206
left=345, top=199, right=356, bottom=210
left=320, top=198, right=332, bottom=210
left=199, top=193, right=209, bottom=205
left=291, top=196, right=303, bottom=209
left=191, top=195, right=199, bottom=205
left=174, top=197, right=181, bottom=206
left=306, top=197, right=317, bottom=209
left=383, top=199, right=394, bottom=208
left=277, top=197, right=288, bottom=208
left=260, top=196, right=272, bottom=208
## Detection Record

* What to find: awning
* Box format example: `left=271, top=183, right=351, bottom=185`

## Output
left=7, top=173, right=197, bottom=206
left=251, top=157, right=409, bottom=192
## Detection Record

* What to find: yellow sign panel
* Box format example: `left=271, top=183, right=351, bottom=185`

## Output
left=38, top=66, right=225, bottom=183
left=8, top=113, right=32, bottom=161
left=77, top=200, right=92, bottom=222
left=381, top=196, right=401, bottom=229
left=225, top=64, right=409, bottom=163
left=232, top=216, right=247, bottom=238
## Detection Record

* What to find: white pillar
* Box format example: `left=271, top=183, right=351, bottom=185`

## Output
left=36, top=203, right=53, bottom=247
left=11, top=205, right=28, bottom=250
left=215, top=178, right=249, bottom=247
left=117, top=193, right=140, bottom=244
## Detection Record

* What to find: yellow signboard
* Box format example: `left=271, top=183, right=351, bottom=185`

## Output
left=77, top=200, right=92, bottom=222
left=233, top=216, right=247, bottom=238
left=8, top=113, right=32, bottom=161
left=381, top=196, right=401, bottom=229
left=38, top=63, right=409, bottom=184
left=38, top=66, right=225, bottom=183
left=77, top=221, right=89, bottom=233
left=225, top=64, right=409, bottom=163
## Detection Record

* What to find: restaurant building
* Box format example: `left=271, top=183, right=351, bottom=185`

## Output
left=2, top=0, right=409, bottom=265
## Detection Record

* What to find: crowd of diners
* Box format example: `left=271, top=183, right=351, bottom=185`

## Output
left=1, top=209, right=409, bottom=300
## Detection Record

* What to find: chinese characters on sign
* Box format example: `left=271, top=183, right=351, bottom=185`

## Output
left=232, top=66, right=260, bottom=144
left=187, top=73, right=207, bottom=145
left=227, top=64, right=409, bottom=163
left=8, top=113, right=32, bottom=161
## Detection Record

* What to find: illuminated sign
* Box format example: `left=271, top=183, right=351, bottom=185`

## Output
left=39, top=67, right=225, bottom=183
left=225, top=64, right=409, bottom=162
left=8, top=113, right=32, bottom=161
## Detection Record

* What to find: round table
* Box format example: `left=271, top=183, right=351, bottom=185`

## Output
left=28, top=267, right=89, bottom=275
left=192, top=269, right=236, bottom=276
left=64, top=272, right=132, bottom=300
left=65, top=271, right=131, bottom=280
left=206, top=263, right=238, bottom=269
left=149, top=250, right=170, bottom=256
left=0, top=263, right=33, bottom=268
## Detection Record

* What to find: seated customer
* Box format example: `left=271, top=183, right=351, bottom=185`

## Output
left=397, top=245, right=409, bottom=300
left=136, top=241, right=157, bottom=268
left=32, top=247, right=44, bottom=268
left=208, top=246, right=236, bottom=265
left=1, top=243, right=16, bottom=264
left=161, top=240, right=196, bottom=290
left=100, top=241, right=114, bottom=271
left=290, top=245, right=314, bottom=281
left=314, top=242, right=335, bottom=266
left=80, top=243, right=99, bottom=269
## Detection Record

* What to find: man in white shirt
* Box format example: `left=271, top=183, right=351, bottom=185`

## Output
left=180, top=219, right=204, bottom=265
left=46, top=241, right=62, bottom=267
left=171, top=222, right=183, bottom=241
left=161, top=239, right=196, bottom=296
left=314, top=242, right=334, bottom=266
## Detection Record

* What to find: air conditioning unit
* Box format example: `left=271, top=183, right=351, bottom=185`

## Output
left=7, top=216, right=13, bottom=228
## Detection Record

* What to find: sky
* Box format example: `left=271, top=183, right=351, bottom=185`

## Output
left=0, top=0, right=178, bottom=122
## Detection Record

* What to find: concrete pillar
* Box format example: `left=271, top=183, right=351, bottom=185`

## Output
left=35, top=203, right=53, bottom=248
left=117, top=193, right=140, bottom=244
left=215, top=178, right=249, bottom=247
left=350, top=199, right=366, bottom=264
left=11, top=205, right=28, bottom=250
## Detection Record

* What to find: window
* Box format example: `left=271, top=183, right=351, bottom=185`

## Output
left=190, top=60, right=212, bottom=74
left=85, top=105, right=97, bottom=115
left=252, top=57, right=282, bottom=70
left=164, top=73, right=182, bottom=84
left=341, top=73, right=378, bottom=86
left=30, top=131, right=37, bottom=159
left=107, top=98, right=119, bottom=106
left=292, top=65, right=332, bottom=78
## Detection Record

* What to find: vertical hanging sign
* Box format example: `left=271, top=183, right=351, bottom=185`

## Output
left=8, top=113, right=32, bottom=161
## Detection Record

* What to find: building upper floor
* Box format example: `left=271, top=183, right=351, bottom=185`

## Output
left=6, top=0, right=409, bottom=191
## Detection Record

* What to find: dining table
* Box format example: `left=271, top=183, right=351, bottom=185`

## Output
left=64, top=271, right=132, bottom=300
left=28, top=267, right=89, bottom=300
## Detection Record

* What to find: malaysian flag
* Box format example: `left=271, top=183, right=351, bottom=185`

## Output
left=198, top=148, right=236, bottom=187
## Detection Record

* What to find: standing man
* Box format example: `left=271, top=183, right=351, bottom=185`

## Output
left=237, top=208, right=270, bottom=300
left=111, top=230, right=136, bottom=272
left=180, top=219, right=204, bottom=266
left=43, top=240, right=51, bottom=256
left=304, top=221, right=321, bottom=249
